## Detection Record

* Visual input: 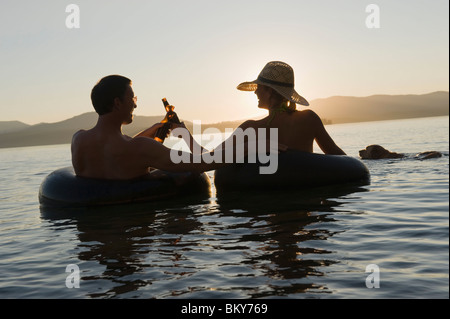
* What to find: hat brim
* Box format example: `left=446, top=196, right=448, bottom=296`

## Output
left=237, top=80, right=309, bottom=106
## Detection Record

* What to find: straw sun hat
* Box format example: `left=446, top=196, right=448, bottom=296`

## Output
left=237, top=61, right=309, bottom=106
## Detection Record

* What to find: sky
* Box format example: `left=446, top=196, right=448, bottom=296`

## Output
left=0, top=0, right=448, bottom=125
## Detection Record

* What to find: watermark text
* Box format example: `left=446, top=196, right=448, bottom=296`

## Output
left=65, top=264, right=80, bottom=288
left=66, top=4, right=80, bottom=29
left=169, top=122, right=279, bottom=175
left=365, top=264, right=380, bottom=288
left=366, top=4, right=381, bottom=29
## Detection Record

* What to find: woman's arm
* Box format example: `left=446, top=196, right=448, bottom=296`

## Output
left=211, top=120, right=256, bottom=152
left=131, top=135, right=227, bottom=173
left=170, top=123, right=208, bottom=154
left=311, top=111, right=346, bottom=155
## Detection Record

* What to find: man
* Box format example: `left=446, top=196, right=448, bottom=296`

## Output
left=71, top=75, right=228, bottom=180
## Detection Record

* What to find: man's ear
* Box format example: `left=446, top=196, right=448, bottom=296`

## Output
left=113, top=97, right=122, bottom=110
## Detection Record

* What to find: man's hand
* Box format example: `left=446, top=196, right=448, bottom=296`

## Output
left=133, top=123, right=165, bottom=139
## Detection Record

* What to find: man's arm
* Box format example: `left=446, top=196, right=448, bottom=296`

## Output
left=131, top=128, right=278, bottom=174
left=131, top=136, right=226, bottom=173
left=133, top=123, right=164, bottom=139
left=71, top=130, right=87, bottom=175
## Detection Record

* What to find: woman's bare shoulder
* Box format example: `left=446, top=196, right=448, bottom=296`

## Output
left=239, top=118, right=270, bottom=129
left=293, top=109, right=322, bottom=123
left=295, top=109, right=319, bottom=118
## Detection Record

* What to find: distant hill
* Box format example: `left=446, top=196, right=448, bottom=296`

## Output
left=0, top=113, right=244, bottom=149
left=0, top=113, right=163, bottom=149
left=309, top=91, right=449, bottom=124
left=0, top=91, right=448, bottom=148
left=0, top=121, right=30, bottom=134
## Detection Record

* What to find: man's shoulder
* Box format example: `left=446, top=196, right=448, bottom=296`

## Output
left=72, top=128, right=100, bottom=147
left=73, top=128, right=86, bottom=136
left=71, top=129, right=87, bottom=144
left=73, top=128, right=96, bottom=140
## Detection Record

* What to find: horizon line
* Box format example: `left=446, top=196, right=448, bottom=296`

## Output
left=3, top=90, right=449, bottom=126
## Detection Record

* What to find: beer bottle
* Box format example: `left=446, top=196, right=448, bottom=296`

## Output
left=154, top=98, right=181, bottom=143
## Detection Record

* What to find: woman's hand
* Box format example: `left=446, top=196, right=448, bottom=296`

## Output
left=170, top=122, right=187, bottom=131
left=169, top=122, right=190, bottom=139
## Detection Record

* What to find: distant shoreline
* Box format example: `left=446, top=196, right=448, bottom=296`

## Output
left=1, top=91, right=448, bottom=149
left=1, top=115, right=447, bottom=150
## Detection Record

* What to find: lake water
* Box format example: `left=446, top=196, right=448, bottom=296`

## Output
left=0, top=116, right=448, bottom=299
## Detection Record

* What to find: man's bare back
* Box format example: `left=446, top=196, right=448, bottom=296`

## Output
left=72, top=127, right=150, bottom=180
left=71, top=76, right=159, bottom=180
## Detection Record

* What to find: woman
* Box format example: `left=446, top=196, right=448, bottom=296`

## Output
left=234, top=61, right=346, bottom=155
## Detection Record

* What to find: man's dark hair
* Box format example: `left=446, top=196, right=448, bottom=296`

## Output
left=91, top=75, right=132, bottom=115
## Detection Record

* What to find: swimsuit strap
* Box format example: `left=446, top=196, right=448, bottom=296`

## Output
left=266, top=102, right=296, bottom=126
